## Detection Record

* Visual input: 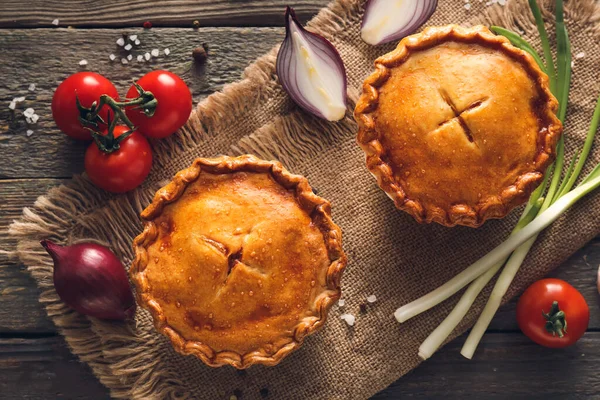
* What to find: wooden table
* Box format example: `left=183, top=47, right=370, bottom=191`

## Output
left=1, top=1, right=599, bottom=398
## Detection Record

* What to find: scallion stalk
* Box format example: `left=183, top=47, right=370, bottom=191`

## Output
left=529, top=0, right=556, bottom=93
left=490, top=26, right=546, bottom=72
left=397, top=170, right=600, bottom=324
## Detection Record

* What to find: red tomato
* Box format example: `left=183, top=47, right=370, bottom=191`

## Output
left=52, top=72, right=119, bottom=140
left=516, top=278, right=589, bottom=348
left=125, top=70, right=192, bottom=139
left=84, top=126, right=152, bottom=193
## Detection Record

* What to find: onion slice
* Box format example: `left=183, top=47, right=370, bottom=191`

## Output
left=276, top=6, right=347, bottom=121
left=361, top=0, right=438, bottom=46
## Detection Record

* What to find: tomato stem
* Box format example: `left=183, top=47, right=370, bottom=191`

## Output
left=77, top=81, right=156, bottom=154
left=87, top=113, right=134, bottom=154
left=542, top=301, right=567, bottom=338
left=76, top=81, right=157, bottom=134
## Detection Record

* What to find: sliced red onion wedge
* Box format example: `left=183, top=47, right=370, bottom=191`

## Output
left=276, top=6, right=347, bottom=121
left=361, top=0, right=438, bottom=46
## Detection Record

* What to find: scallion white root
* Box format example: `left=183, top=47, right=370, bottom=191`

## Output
left=418, top=260, right=504, bottom=360
left=460, top=235, right=537, bottom=359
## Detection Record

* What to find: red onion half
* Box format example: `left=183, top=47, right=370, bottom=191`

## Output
left=276, top=6, right=347, bottom=121
left=361, top=0, right=438, bottom=46
left=41, top=240, right=136, bottom=320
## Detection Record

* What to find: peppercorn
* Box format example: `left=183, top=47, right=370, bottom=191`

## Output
left=192, top=45, right=208, bottom=64
left=193, top=20, right=200, bottom=28
left=236, top=369, right=247, bottom=377
left=143, top=21, right=152, bottom=29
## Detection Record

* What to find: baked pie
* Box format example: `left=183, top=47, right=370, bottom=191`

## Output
left=355, top=25, right=562, bottom=227
left=131, top=155, right=346, bottom=368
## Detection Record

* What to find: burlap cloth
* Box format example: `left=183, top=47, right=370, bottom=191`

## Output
left=8, top=0, right=600, bottom=398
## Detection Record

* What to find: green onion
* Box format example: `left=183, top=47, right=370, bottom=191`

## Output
left=557, top=99, right=600, bottom=198
left=402, top=0, right=600, bottom=360
left=529, top=0, right=556, bottom=93
left=396, top=170, right=600, bottom=324
left=490, top=26, right=546, bottom=72
left=458, top=0, right=575, bottom=357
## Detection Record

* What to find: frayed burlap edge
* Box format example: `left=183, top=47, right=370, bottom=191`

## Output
left=7, top=0, right=600, bottom=399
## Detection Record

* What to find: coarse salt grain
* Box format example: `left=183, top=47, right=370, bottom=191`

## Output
left=121, top=58, right=129, bottom=64
left=164, top=48, right=171, bottom=56
left=109, top=54, right=116, bottom=61
left=28, top=83, right=36, bottom=91
left=137, top=55, right=144, bottom=62
left=129, top=34, right=138, bottom=41
left=151, top=49, right=160, bottom=57
left=26, top=129, right=34, bottom=136
left=338, top=299, right=345, bottom=307
left=366, top=295, right=377, bottom=303
left=15, top=96, right=25, bottom=102
left=127, top=54, right=133, bottom=60
left=116, top=37, right=125, bottom=46
left=8, top=102, right=16, bottom=110
left=135, top=39, right=141, bottom=45
left=144, top=52, right=151, bottom=61
left=124, top=43, right=133, bottom=51
left=31, top=114, right=39, bottom=123
left=464, top=3, right=471, bottom=10
left=26, top=117, right=32, bottom=124
left=340, top=313, right=355, bottom=326
left=79, top=59, right=88, bottom=66
left=23, top=108, right=34, bottom=117
left=52, top=19, right=59, bottom=26
left=576, top=51, right=585, bottom=59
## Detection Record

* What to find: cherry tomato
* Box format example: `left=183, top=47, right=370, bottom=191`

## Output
left=52, top=72, right=119, bottom=141
left=125, top=70, right=192, bottom=139
left=516, top=278, right=589, bottom=348
left=84, top=126, right=152, bottom=193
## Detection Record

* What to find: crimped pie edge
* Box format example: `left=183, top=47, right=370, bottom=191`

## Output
left=131, top=155, right=347, bottom=368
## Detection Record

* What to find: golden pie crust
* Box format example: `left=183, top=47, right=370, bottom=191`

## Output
left=355, top=25, right=563, bottom=227
left=131, top=155, right=346, bottom=368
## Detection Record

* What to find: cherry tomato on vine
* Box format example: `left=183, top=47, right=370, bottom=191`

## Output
left=52, top=72, right=119, bottom=141
left=85, top=125, right=152, bottom=193
left=125, top=70, right=192, bottom=139
left=516, top=278, right=589, bottom=348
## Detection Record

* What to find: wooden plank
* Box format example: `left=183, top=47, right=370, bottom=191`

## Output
left=0, top=179, right=66, bottom=333
left=0, top=337, right=109, bottom=399
left=0, top=0, right=328, bottom=28
left=0, top=27, right=284, bottom=179
left=2, top=333, right=599, bottom=399
left=377, top=332, right=600, bottom=399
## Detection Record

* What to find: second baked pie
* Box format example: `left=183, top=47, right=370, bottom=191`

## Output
left=131, top=155, right=346, bottom=368
left=355, top=25, right=563, bottom=227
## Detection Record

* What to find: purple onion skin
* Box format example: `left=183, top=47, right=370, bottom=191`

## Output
left=41, top=240, right=136, bottom=321
left=276, top=6, right=348, bottom=121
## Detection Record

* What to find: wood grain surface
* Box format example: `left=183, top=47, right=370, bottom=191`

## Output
left=0, top=28, right=284, bottom=179
left=0, top=0, right=328, bottom=28
left=2, top=333, right=600, bottom=399
left=1, top=10, right=600, bottom=399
